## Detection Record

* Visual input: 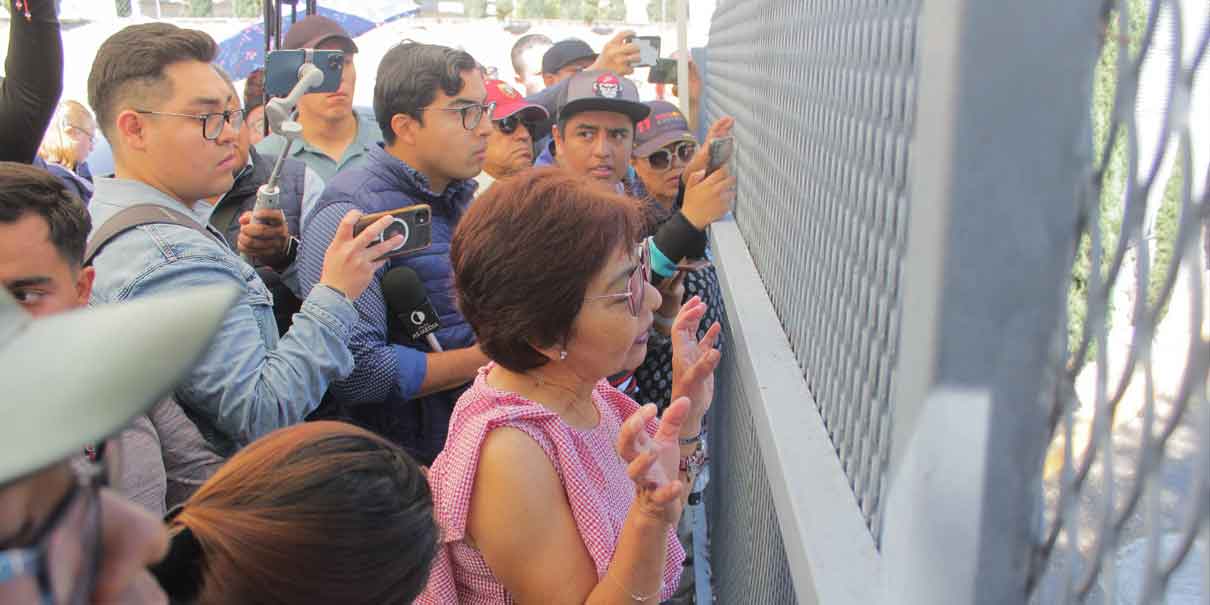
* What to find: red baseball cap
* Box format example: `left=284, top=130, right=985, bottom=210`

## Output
left=485, top=79, right=549, bottom=123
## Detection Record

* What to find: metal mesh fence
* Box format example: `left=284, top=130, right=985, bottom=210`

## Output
left=705, top=317, right=799, bottom=605
left=1028, top=0, right=1209, bottom=602
left=702, top=0, right=920, bottom=541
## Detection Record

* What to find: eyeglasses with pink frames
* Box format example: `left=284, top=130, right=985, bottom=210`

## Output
left=584, top=243, right=650, bottom=317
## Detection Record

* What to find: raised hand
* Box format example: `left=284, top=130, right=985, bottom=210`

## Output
left=591, top=30, right=642, bottom=76
left=670, top=296, right=722, bottom=432
left=617, top=399, right=693, bottom=526
left=317, top=210, right=404, bottom=302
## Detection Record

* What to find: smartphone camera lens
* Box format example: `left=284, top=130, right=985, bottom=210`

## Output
left=416, top=210, right=429, bottom=225
left=378, top=218, right=410, bottom=252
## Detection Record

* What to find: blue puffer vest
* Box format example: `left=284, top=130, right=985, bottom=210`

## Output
left=308, top=146, right=477, bottom=462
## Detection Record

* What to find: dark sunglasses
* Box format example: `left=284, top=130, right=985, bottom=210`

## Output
left=494, top=115, right=533, bottom=136
left=645, top=141, right=697, bottom=170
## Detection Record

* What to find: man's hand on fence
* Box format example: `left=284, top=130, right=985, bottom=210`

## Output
left=670, top=296, right=722, bottom=434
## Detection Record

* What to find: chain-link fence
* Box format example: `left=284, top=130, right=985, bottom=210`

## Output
left=1029, top=0, right=1209, bottom=602
left=701, top=0, right=1206, bottom=602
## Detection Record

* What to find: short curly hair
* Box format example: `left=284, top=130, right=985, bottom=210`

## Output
left=451, top=167, right=643, bottom=372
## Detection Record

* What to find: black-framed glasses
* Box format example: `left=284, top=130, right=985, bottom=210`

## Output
left=135, top=108, right=246, bottom=141
left=645, top=141, right=697, bottom=171
left=494, top=115, right=533, bottom=136
left=585, top=243, right=651, bottom=317
left=422, top=101, right=497, bottom=131
left=0, top=445, right=117, bottom=605
left=65, top=124, right=95, bottom=144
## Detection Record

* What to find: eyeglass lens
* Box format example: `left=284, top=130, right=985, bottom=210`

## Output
left=203, top=110, right=244, bottom=140
left=627, top=245, right=649, bottom=316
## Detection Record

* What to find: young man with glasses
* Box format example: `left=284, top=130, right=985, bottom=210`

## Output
left=0, top=278, right=235, bottom=605
left=298, top=42, right=493, bottom=465
left=474, top=79, right=549, bottom=196
left=254, top=15, right=380, bottom=183
left=85, top=23, right=404, bottom=456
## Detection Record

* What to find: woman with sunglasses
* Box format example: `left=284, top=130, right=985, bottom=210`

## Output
left=420, top=168, right=721, bottom=603
left=630, top=101, right=730, bottom=413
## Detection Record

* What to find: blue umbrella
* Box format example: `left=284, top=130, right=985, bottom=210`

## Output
left=215, top=7, right=378, bottom=81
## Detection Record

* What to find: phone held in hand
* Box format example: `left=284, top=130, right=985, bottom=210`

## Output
left=648, top=58, right=677, bottom=84
left=264, top=49, right=345, bottom=98
left=352, top=204, right=434, bottom=261
left=706, top=136, right=735, bottom=177
left=632, top=36, right=661, bottom=68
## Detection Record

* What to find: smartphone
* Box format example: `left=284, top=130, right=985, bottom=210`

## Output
left=632, top=35, right=661, bottom=68
left=706, top=136, right=735, bottom=177
left=264, top=49, right=344, bottom=98
left=676, top=258, right=713, bottom=272
left=352, top=204, right=433, bottom=261
left=648, top=58, right=677, bottom=84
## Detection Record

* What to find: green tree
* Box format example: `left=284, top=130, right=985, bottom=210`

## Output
left=496, top=0, right=515, bottom=20
left=519, top=0, right=544, bottom=18
left=235, top=0, right=260, bottom=18
left=542, top=0, right=561, bottom=18
left=583, top=0, right=599, bottom=23
left=464, top=0, right=488, bottom=18
left=647, top=0, right=667, bottom=22
left=189, top=0, right=213, bottom=17
left=606, top=0, right=625, bottom=21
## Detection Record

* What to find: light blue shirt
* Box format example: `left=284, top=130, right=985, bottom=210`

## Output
left=254, top=108, right=383, bottom=182
left=87, top=178, right=360, bottom=454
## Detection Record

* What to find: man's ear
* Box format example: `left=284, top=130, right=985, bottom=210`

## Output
left=391, top=113, right=419, bottom=147
left=74, top=266, right=95, bottom=306
left=551, top=124, right=563, bottom=157
left=542, top=73, right=558, bottom=87
left=114, top=109, right=150, bottom=153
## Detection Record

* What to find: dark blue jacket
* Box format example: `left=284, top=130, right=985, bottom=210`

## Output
left=298, top=145, right=477, bottom=464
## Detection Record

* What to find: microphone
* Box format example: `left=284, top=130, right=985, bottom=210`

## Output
left=382, top=266, right=444, bottom=353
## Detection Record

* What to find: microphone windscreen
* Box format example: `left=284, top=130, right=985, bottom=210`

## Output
left=381, top=266, right=428, bottom=313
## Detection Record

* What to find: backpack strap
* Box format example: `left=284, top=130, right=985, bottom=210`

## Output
left=85, top=204, right=220, bottom=267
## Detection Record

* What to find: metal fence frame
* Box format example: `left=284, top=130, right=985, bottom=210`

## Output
left=696, top=0, right=1186, bottom=602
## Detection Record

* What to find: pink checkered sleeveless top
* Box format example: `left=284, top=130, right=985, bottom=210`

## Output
left=418, top=365, right=684, bottom=604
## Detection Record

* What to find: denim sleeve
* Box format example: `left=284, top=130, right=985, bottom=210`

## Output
left=299, top=201, right=428, bottom=405
left=125, top=252, right=357, bottom=446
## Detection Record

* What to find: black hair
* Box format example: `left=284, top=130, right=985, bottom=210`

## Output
left=0, top=162, right=91, bottom=268
left=373, top=42, right=479, bottom=144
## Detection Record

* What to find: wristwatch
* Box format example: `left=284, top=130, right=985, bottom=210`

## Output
left=271, top=236, right=300, bottom=272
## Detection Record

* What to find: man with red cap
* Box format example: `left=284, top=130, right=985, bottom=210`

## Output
left=474, top=79, right=549, bottom=196
left=255, top=15, right=382, bottom=183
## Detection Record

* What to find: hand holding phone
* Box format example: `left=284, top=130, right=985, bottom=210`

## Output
left=706, top=136, right=735, bottom=177
left=351, top=204, right=434, bottom=261
left=631, top=36, right=661, bottom=68
left=675, top=258, right=713, bottom=273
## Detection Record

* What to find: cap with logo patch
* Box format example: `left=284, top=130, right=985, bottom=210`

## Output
left=556, top=70, right=650, bottom=124
left=633, top=100, right=696, bottom=157
left=485, top=79, right=549, bottom=122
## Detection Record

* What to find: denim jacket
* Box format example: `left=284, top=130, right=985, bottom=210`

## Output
left=88, top=178, right=359, bottom=454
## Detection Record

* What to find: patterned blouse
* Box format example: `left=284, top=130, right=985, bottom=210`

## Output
left=419, top=366, right=685, bottom=604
